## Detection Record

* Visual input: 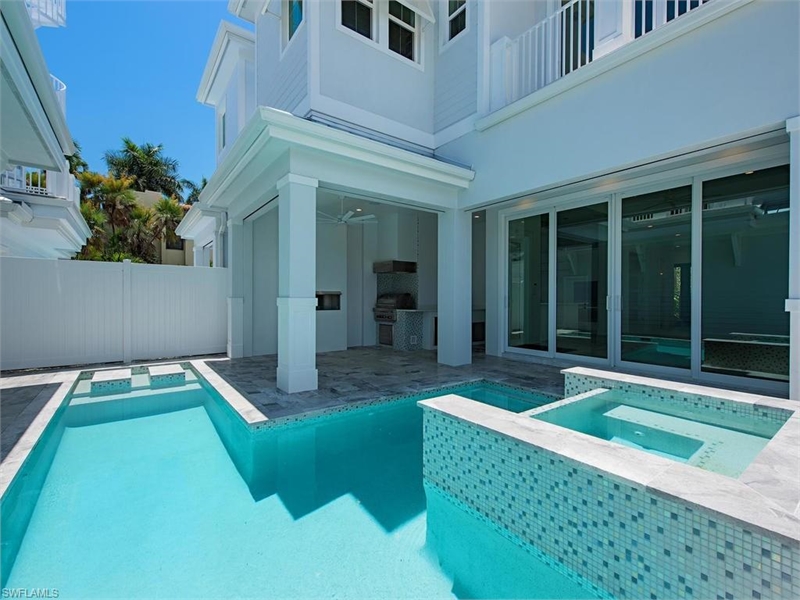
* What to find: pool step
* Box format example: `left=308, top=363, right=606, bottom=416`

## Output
left=148, top=364, right=186, bottom=388
left=90, top=368, right=132, bottom=395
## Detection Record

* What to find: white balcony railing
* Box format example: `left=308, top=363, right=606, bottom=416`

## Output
left=0, top=165, right=80, bottom=206
left=26, top=0, right=66, bottom=29
left=51, top=74, right=67, bottom=116
left=491, top=0, right=711, bottom=111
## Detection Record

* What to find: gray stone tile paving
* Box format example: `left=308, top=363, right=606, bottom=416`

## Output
left=1, top=382, right=62, bottom=462
left=206, top=346, right=566, bottom=420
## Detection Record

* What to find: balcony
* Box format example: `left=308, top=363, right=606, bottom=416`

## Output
left=51, top=74, right=66, bottom=116
left=489, top=0, right=712, bottom=112
left=0, top=165, right=79, bottom=206
left=26, top=0, right=66, bottom=29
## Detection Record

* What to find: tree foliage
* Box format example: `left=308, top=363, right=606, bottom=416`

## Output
left=104, top=138, right=184, bottom=199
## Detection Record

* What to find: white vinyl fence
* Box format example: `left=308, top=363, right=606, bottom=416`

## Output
left=0, top=257, right=227, bottom=371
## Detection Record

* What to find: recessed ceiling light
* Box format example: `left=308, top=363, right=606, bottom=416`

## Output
left=647, top=225, right=653, bottom=228
left=474, top=215, right=480, bottom=219
left=675, top=233, right=681, bottom=237
left=356, top=208, right=362, bottom=212
left=745, top=171, right=754, bottom=175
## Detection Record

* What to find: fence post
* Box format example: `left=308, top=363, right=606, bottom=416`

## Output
left=122, top=259, right=132, bottom=363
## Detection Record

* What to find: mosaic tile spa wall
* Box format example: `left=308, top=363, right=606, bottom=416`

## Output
left=421, top=408, right=800, bottom=600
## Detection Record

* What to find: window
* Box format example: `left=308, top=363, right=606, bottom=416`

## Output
left=447, top=0, right=466, bottom=41
left=287, top=0, right=303, bottom=41
left=388, top=1, right=415, bottom=61
left=166, top=226, right=184, bottom=251
left=220, top=110, right=227, bottom=149
left=342, top=0, right=373, bottom=39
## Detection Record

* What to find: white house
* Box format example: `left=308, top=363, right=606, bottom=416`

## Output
left=178, top=0, right=799, bottom=399
left=0, top=0, right=89, bottom=259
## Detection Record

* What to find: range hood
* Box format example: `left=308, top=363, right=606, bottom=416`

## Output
left=372, top=260, right=417, bottom=274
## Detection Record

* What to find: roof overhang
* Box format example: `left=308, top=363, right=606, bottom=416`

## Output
left=227, top=0, right=264, bottom=24
left=0, top=192, right=90, bottom=258
left=175, top=203, right=226, bottom=241
left=198, top=107, right=474, bottom=208
left=0, top=0, right=74, bottom=166
left=197, top=21, right=255, bottom=107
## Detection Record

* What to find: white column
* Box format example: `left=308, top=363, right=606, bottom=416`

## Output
left=484, top=208, right=503, bottom=356
left=227, top=219, right=245, bottom=359
left=593, top=0, right=635, bottom=60
left=192, top=245, right=204, bottom=267
left=438, top=209, right=472, bottom=366
left=786, top=117, right=800, bottom=400
left=276, top=174, right=319, bottom=393
left=213, top=216, right=226, bottom=268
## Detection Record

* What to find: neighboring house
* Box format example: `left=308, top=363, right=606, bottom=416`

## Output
left=132, top=191, right=195, bottom=266
left=0, top=0, right=90, bottom=258
left=178, top=0, right=799, bottom=399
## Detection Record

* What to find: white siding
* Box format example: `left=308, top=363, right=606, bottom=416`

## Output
left=434, top=0, right=478, bottom=131
left=440, top=0, right=800, bottom=208
left=0, top=258, right=227, bottom=370
left=256, top=8, right=308, bottom=114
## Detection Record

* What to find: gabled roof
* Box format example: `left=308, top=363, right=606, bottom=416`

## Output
left=196, top=21, right=255, bottom=107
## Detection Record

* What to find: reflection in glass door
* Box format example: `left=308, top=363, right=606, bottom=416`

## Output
left=508, top=214, right=549, bottom=351
left=620, top=186, right=692, bottom=369
left=556, top=203, right=608, bottom=358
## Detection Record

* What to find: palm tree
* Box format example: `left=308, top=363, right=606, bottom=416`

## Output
left=104, top=138, right=183, bottom=199
left=181, top=177, right=207, bottom=205
left=67, top=141, right=89, bottom=176
left=98, top=176, right=136, bottom=237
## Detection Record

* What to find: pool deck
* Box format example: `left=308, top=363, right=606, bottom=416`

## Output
left=0, top=348, right=564, bottom=462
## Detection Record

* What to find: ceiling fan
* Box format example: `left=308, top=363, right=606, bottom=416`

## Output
left=317, top=197, right=377, bottom=225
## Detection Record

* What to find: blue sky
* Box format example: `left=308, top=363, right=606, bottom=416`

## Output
left=38, top=1, right=247, bottom=188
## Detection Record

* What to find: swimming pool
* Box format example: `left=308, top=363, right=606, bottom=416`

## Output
left=1, top=372, right=605, bottom=598
left=531, top=389, right=789, bottom=477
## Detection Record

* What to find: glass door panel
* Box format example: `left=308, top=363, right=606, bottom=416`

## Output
left=556, top=203, right=608, bottom=358
left=701, top=166, right=790, bottom=382
left=620, top=186, right=692, bottom=368
left=508, top=214, right=549, bottom=351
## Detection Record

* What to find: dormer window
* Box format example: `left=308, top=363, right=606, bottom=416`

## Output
left=287, top=0, right=303, bottom=41
left=342, top=0, right=373, bottom=40
left=388, top=1, right=416, bottom=61
left=447, top=0, right=466, bottom=41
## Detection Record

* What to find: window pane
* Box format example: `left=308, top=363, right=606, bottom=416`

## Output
left=556, top=203, right=608, bottom=358
left=621, top=186, right=692, bottom=368
left=701, top=166, right=790, bottom=381
left=449, top=0, right=466, bottom=16
left=342, top=1, right=372, bottom=39
left=389, top=21, right=414, bottom=60
left=508, top=214, right=549, bottom=351
left=449, top=9, right=466, bottom=40
left=288, top=0, right=303, bottom=39
left=389, top=0, right=415, bottom=26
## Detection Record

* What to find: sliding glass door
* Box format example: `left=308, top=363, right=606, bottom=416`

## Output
left=555, top=202, right=609, bottom=359
left=701, top=166, right=790, bottom=382
left=619, top=186, right=692, bottom=369
left=508, top=213, right=549, bottom=351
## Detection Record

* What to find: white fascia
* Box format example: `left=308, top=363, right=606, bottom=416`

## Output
left=197, top=106, right=475, bottom=210
left=175, top=204, right=226, bottom=240
left=0, top=1, right=73, bottom=157
left=197, top=21, right=256, bottom=106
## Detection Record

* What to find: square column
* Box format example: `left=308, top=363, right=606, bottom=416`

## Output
left=227, top=219, right=245, bottom=359
left=438, top=209, right=472, bottom=366
left=786, top=117, right=800, bottom=400
left=276, top=174, right=319, bottom=393
left=192, top=245, right=204, bottom=267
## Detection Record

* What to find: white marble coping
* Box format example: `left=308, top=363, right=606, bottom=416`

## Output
left=562, top=367, right=797, bottom=413
left=419, top=393, right=800, bottom=545
left=92, top=368, right=132, bottom=382
left=0, top=378, right=75, bottom=498
left=148, top=364, right=185, bottom=376
left=189, top=360, right=267, bottom=426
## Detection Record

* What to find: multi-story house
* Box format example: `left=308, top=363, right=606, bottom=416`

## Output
left=178, top=0, right=799, bottom=399
left=0, top=0, right=89, bottom=258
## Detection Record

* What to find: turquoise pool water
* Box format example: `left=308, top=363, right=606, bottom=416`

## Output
left=1, top=380, right=604, bottom=598
left=456, top=383, right=556, bottom=412
left=533, top=390, right=786, bottom=477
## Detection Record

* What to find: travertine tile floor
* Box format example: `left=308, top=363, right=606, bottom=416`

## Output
left=205, top=346, right=566, bottom=419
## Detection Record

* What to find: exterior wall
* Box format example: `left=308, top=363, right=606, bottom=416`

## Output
left=0, top=257, right=227, bottom=370
left=433, top=0, right=478, bottom=132
left=251, top=209, right=279, bottom=356
left=316, top=0, right=435, bottom=139
left=317, top=223, right=348, bottom=352
left=256, top=7, right=308, bottom=114
left=439, top=0, right=800, bottom=209
left=422, top=406, right=800, bottom=600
